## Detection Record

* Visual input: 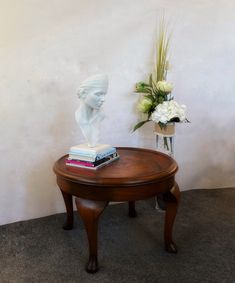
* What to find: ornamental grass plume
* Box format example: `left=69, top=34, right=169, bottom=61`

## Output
left=133, top=17, right=188, bottom=132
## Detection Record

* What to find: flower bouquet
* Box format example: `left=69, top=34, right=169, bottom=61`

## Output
left=133, top=19, right=189, bottom=154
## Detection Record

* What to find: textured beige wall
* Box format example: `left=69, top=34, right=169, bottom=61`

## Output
left=0, top=0, right=234, bottom=224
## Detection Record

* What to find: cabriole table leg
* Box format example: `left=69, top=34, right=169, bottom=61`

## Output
left=60, top=189, right=74, bottom=230
left=128, top=201, right=137, bottom=217
left=163, top=182, right=180, bottom=253
left=75, top=198, right=108, bottom=273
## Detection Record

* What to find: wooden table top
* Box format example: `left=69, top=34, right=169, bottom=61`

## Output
left=54, top=147, right=178, bottom=187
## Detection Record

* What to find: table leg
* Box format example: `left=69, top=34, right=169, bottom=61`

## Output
left=128, top=201, right=137, bottom=217
left=60, top=190, right=74, bottom=230
left=75, top=198, right=108, bottom=273
left=155, top=194, right=166, bottom=211
left=163, top=182, right=180, bottom=253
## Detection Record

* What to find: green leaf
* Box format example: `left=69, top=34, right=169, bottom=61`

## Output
left=144, top=87, right=154, bottom=94
left=149, top=74, right=153, bottom=87
left=147, top=112, right=152, bottom=119
left=144, top=94, right=155, bottom=101
left=135, top=88, right=150, bottom=94
left=132, top=120, right=150, bottom=132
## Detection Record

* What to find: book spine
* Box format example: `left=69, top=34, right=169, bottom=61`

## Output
left=66, top=159, right=95, bottom=167
left=96, top=148, right=116, bottom=160
left=68, top=148, right=117, bottom=162
left=66, top=155, right=119, bottom=170
left=95, top=155, right=119, bottom=169
left=68, top=154, right=94, bottom=162
left=69, top=146, right=116, bottom=158
left=67, top=152, right=118, bottom=167
left=70, top=144, right=110, bottom=154
left=66, top=163, right=97, bottom=170
left=68, top=150, right=96, bottom=158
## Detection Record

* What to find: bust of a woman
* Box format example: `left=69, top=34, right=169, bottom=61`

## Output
left=75, top=74, right=108, bottom=147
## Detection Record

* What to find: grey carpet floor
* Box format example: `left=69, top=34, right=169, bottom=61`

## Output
left=0, top=188, right=235, bottom=283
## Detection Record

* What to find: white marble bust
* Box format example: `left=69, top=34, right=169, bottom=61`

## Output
left=75, top=74, right=108, bottom=147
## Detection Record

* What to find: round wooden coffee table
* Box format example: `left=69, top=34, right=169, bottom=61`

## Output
left=53, top=147, right=180, bottom=273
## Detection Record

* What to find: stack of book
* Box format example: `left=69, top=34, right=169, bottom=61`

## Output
left=66, top=144, right=119, bottom=170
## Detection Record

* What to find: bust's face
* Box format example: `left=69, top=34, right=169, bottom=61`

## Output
left=84, top=89, right=106, bottom=110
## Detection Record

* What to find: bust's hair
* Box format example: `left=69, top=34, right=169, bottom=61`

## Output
left=77, top=74, right=108, bottom=99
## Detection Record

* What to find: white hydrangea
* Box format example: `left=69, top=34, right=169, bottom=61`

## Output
left=151, top=100, right=187, bottom=124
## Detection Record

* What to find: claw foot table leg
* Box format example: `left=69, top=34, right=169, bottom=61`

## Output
left=163, top=182, right=180, bottom=253
left=75, top=198, right=108, bottom=273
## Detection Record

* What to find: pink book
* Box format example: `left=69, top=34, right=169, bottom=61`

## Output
left=66, top=159, right=94, bottom=167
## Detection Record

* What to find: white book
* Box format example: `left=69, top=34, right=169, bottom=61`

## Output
left=70, top=144, right=112, bottom=157
left=69, top=147, right=116, bottom=162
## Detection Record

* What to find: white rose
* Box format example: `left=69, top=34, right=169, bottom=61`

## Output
left=156, top=81, right=173, bottom=93
left=137, top=97, right=152, bottom=113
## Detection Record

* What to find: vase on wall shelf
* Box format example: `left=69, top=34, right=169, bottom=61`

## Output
left=154, top=123, right=175, bottom=157
left=154, top=123, right=175, bottom=211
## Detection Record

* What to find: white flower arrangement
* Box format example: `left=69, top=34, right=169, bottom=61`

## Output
left=151, top=100, right=187, bottom=124
left=133, top=18, right=189, bottom=132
